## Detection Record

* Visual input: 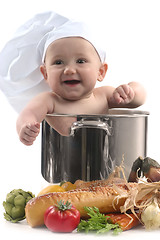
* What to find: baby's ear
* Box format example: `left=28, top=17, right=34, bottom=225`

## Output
left=98, top=63, right=108, bottom=82
left=40, top=64, right=48, bottom=80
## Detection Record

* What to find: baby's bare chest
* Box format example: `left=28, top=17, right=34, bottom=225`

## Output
left=53, top=96, right=108, bottom=115
left=45, top=95, right=108, bottom=136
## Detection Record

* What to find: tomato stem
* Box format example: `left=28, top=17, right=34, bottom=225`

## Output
left=56, top=200, right=72, bottom=211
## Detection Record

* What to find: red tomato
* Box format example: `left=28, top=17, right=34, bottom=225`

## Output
left=44, top=200, right=80, bottom=233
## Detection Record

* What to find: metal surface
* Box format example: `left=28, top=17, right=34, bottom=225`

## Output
left=41, top=109, right=149, bottom=183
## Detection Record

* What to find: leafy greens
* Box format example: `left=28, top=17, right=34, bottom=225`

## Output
left=77, top=207, right=122, bottom=235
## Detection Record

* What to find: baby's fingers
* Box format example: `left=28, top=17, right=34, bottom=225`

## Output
left=112, top=91, right=122, bottom=104
left=117, top=85, right=130, bottom=99
left=21, top=136, right=36, bottom=146
left=27, top=122, right=40, bottom=133
left=19, top=122, right=40, bottom=145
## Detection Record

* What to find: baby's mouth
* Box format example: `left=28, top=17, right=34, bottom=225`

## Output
left=63, top=80, right=81, bottom=86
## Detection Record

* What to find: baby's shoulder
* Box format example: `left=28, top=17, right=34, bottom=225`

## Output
left=39, top=91, right=59, bottom=101
left=95, top=85, right=115, bottom=96
left=93, top=86, right=114, bottom=96
left=35, top=91, right=58, bottom=112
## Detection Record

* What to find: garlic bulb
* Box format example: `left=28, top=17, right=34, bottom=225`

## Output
left=141, top=199, right=160, bottom=230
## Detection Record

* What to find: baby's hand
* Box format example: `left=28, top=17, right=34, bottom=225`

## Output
left=109, top=84, right=135, bottom=105
left=19, top=122, right=40, bottom=146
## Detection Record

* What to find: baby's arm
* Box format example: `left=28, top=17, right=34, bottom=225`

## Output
left=108, top=82, right=146, bottom=108
left=16, top=92, right=54, bottom=146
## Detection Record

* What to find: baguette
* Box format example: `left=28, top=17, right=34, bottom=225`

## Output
left=74, top=166, right=126, bottom=189
left=25, top=183, right=136, bottom=227
left=75, top=177, right=126, bottom=189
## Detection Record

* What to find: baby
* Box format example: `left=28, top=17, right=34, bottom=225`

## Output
left=16, top=35, right=146, bottom=145
left=12, top=13, right=146, bottom=145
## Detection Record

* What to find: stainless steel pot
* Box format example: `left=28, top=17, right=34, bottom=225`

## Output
left=41, top=109, right=149, bottom=183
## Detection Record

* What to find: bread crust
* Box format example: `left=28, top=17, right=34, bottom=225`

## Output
left=25, top=183, right=136, bottom=227
left=75, top=177, right=126, bottom=188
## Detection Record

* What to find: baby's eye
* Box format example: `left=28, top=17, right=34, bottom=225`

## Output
left=54, top=59, right=63, bottom=65
left=76, top=58, right=87, bottom=64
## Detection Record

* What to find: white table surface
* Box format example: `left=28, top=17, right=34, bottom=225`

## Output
left=1, top=208, right=160, bottom=240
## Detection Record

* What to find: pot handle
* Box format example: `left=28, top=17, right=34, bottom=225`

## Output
left=70, top=117, right=112, bottom=136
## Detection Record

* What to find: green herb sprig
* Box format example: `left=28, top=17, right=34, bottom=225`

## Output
left=77, top=207, right=122, bottom=235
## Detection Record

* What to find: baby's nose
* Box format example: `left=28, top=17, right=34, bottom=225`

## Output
left=64, top=65, right=76, bottom=75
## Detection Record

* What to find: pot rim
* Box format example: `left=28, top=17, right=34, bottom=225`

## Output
left=46, top=108, right=149, bottom=118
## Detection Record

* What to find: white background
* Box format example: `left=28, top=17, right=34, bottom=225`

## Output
left=0, top=0, right=160, bottom=239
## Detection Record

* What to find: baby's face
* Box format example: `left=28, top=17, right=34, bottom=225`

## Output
left=41, top=37, right=106, bottom=100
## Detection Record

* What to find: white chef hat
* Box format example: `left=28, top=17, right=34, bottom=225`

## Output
left=0, top=11, right=106, bottom=112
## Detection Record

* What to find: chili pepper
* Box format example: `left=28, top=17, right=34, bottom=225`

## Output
left=107, top=213, right=140, bottom=231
